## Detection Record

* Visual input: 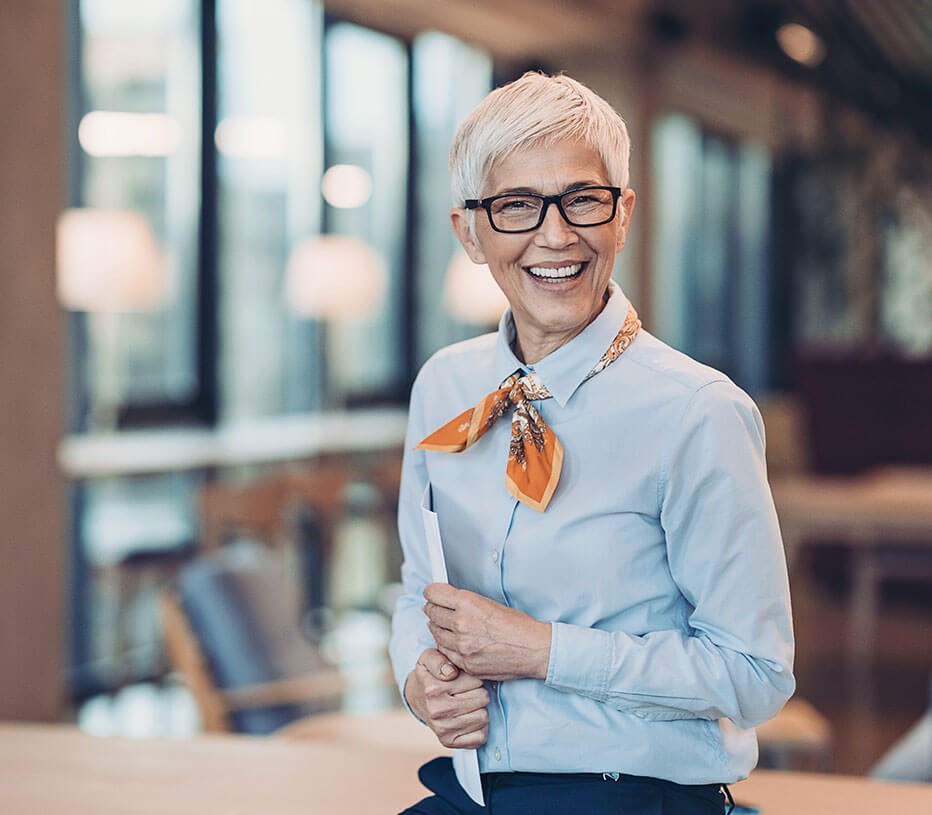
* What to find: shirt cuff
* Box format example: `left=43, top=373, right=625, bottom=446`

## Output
left=545, top=621, right=613, bottom=698
left=399, top=671, right=428, bottom=724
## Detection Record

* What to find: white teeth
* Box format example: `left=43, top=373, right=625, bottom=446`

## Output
left=527, top=263, right=583, bottom=279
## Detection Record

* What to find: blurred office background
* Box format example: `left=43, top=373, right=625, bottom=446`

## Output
left=2, top=0, right=931, bottom=778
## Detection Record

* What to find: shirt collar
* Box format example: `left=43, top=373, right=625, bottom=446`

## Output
left=493, top=280, right=631, bottom=408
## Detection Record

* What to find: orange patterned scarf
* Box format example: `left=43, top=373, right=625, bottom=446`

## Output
left=416, top=302, right=641, bottom=512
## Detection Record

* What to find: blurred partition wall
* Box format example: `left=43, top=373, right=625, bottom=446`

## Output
left=0, top=2, right=67, bottom=720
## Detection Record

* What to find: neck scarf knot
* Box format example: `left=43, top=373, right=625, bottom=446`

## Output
left=416, top=302, right=640, bottom=512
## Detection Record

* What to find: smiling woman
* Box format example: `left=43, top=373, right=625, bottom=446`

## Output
left=390, top=72, right=794, bottom=815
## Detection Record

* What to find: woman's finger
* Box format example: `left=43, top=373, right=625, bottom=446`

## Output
left=416, top=647, right=459, bottom=681
left=423, top=602, right=457, bottom=631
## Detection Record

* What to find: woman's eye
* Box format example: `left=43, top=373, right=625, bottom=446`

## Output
left=500, top=199, right=534, bottom=211
left=566, top=194, right=598, bottom=207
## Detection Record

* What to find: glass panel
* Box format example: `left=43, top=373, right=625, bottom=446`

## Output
left=691, top=135, right=735, bottom=371
left=651, top=114, right=772, bottom=393
left=78, top=0, right=201, bottom=420
left=323, top=22, right=408, bottom=402
left=216, top=0, right=324, bottom=418
left=412, top=32, right=493, bottom=364
left=651, top=114, right=701, bottom=352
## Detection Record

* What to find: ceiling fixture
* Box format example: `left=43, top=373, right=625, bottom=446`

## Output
left=79, top=112, right=181, bottom=157
left=776, top=22, right=826, bottom=68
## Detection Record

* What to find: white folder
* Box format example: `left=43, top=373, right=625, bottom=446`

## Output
left=420, top=484, right=485, bottom=806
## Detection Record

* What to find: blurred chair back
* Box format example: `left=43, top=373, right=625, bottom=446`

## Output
left=793, top=355, right=932, bottom=474
left=161, top=542, right=344, bottom=734
left=162, top=464, right=352, bottom=733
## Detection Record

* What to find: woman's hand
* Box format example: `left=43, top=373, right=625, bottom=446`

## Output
left=423, top=583, right=551, bottom=681
left=404, top=648, right=490, bottom=749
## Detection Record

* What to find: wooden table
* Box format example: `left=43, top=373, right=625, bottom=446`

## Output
left=771, top=467, right=932, bottom=706
left=2, top=721, right=930, bottom=814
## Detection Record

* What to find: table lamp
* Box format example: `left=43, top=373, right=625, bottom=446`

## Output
left=284, top=234, right=388, bottom=406
left=56, top=208, right=167, bottom=429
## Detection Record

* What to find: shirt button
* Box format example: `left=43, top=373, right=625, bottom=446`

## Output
left=491, top=551, right=499, bottom=563
left=494, top=749, right=502, bottom=761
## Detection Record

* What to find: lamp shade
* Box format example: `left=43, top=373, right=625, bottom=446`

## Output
left=444, top=248, right=508, bottom=325
left=284, top=235, right=387, bottom=321
left=56, top=208, right=167, bottom=312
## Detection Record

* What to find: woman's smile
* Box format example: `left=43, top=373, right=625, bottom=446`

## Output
left=524, top=261, right=586, bottom=281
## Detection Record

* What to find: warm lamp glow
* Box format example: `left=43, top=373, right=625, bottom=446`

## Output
left=444, top=248, right=508, bottom=325
left=776, top=23, right=825, bottom=68
left=321, top=164, right=373, bottom=208
left=285, top=235, right=387, bottom=320
left=215, top=116, right=287, bottom=159
left=56, top=209, right=167, bottom=312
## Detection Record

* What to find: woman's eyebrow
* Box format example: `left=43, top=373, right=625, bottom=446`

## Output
left=493, top=185, right=539, bottom=196
left=492, top=180, right=605, bottom=196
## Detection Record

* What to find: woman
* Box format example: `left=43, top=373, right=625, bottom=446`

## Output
left=390, top=72, right=794, bottom=815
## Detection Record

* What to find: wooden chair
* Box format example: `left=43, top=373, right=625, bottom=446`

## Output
left=197, top=464, right=351, bottom=555
left=160, top=586, right=344, bottom=734
left=161, top=464, right=352, bottom=733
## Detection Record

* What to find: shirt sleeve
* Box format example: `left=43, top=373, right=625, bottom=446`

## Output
left=388, top=368, right=437, bottom=708
left=545, top=380, right=795, bottom=729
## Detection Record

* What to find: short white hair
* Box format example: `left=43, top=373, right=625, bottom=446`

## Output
left=449, top=72, right=631, bottom=213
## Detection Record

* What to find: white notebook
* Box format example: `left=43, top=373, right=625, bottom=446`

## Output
left=420, top=484, right=485, bottom=806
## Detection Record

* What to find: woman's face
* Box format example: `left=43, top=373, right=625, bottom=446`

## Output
left=452, top=139, right=635, bottom=363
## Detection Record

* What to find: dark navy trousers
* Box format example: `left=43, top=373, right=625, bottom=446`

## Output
left=399, top=757, right=728, bottom=815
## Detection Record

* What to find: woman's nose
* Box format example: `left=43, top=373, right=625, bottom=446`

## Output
left=534, top=202, right=578, bottom=247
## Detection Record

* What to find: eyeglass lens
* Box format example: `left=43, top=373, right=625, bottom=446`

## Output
left=489, top=187, right=616, bottom=231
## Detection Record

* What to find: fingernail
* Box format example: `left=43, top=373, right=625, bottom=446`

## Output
left=440, top=663, right=454, bottom=677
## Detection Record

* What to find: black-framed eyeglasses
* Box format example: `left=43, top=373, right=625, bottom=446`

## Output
left=465, top=185, right=622, bottom=233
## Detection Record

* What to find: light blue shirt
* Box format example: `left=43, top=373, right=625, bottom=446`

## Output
left=390, top=283, right=795, bottom=784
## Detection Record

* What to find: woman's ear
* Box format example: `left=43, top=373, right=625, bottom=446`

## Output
left=451, top=209, right=486, bottom=264
left=614, top=189, right=636, bottom=253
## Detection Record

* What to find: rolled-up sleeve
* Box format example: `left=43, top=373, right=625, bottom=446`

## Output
left=546, top=380, right=795, bottom=729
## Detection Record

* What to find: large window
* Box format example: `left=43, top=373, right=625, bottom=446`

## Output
left=68, top=1, right=491, bottom=698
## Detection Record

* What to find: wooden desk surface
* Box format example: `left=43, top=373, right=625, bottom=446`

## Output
left=0, top=722, right=430, bottom=815
left=2, top=722, right=931, bottom=814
